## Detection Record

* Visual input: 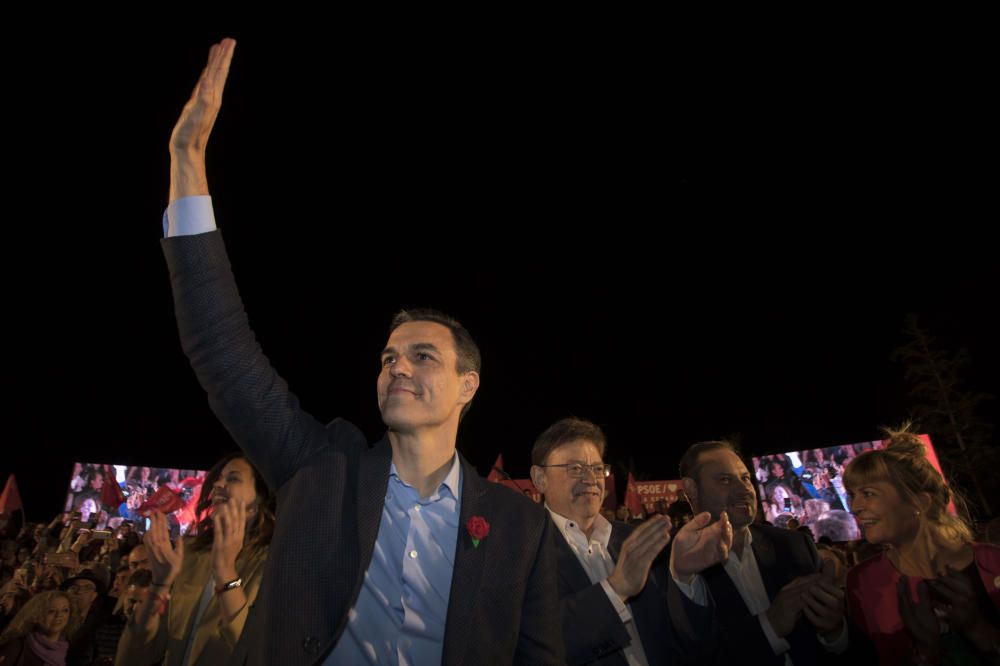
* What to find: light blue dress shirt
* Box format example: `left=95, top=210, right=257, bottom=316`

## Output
left=328, top=455, right=462, bottom=665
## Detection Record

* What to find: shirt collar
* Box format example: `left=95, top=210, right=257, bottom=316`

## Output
left=728, top=527, right=755, bottom=566
left=389, top=451, right=462, bottom=500
left=545, top=506, right=613, bottom=550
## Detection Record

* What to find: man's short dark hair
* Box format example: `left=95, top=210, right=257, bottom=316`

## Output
left=531, top=418, right=607, bottom=466
left=389, top=308, right=481, bottom=419
left=678, top=440, right=741, bottom=484
left=390, top=309, right=481, bottom=375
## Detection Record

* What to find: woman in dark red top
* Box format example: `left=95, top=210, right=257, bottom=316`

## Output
left=844, top=428, right=999, bottom=664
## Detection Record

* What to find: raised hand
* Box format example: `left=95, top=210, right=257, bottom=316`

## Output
left=669, top=511, right=733, bottom=582
left=767, top=574, right=822, bottom=638
left=145, top=511, right=184, bottom=587
left=930, top=565, right=999, bottom=652
left=606, top=515, right=672, bottom=599
left=169, top=38, right=236, bottom=202
left=211, top=497, right=247, bottom=582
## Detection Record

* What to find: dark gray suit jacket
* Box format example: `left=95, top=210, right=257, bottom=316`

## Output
left=555, top=519, right=712, bottom=665
left=695, top=524, right=874, bottom=666
left=163, top=231, right=563, bottom=665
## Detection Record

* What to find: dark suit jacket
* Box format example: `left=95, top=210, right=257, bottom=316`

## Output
left=163, top=231, right=563, bottom=666
left=696, top=524, right=880, bottom=666
left=555, top=519, right=710, bottom=665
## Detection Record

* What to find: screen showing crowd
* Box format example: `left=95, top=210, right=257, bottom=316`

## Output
left=751, top=434, right=944, bottom=537
left=62, top=463, right=208, bottom=535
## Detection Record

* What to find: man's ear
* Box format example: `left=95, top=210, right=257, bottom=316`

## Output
left=458, top=371, right=480, bottom=406
left=530, top=465, right=546, bottom=494
left=682, top=477, right=698, bottom=508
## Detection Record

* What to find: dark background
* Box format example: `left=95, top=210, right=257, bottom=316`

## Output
left=3, top=25, right=995, bottom=522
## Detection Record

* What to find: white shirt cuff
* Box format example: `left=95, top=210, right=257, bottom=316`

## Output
left=816, top=620, right=849, bottom=654
left=163, top=195, right=217, bottom=238
left=671, top=573, right=709, bottom=606
left=599, top=579, right=634, bottom=623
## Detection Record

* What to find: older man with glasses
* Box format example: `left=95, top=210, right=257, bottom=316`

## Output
left=530, top=418, right=729, bottom=665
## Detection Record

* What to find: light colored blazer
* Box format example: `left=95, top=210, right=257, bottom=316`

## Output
left=116, top=538, right=268, bottom=666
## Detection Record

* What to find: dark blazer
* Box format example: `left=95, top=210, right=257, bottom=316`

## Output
left=696, top=523, right=877, bottom=666
left=695, top=524, right=819, bottom=665
left=554, top=518, right=710, bottom=665
left=163, top=231, right=563, bottom=666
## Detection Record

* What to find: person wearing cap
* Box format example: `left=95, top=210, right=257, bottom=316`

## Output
left=60, top=570, right=112, bottom=666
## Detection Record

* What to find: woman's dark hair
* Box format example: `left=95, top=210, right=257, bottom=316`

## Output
left=190, top=454, right=275, bottom=553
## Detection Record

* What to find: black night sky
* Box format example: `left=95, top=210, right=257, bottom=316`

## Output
left=3, top=27, right=996, bottom=522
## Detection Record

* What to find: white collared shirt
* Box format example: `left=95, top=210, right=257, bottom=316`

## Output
left=547, top=508, right=650, bottom=666
left=676, top=528, right=848, bottom=665
left=722, top=531, right=793, bottom=663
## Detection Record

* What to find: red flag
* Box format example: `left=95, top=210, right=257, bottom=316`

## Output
left=487, top=454, right=506, bottom=482
left=101, top=465, right=125, bottom=508
left=138, top=486, right=185, bottom=517
left=624, top=472, right=642, bottom=518
left=0, top=474, right=22, bottom=515
left=174, top=475, right=207, bottom=532
left=602, top=472, right=617, bottom=510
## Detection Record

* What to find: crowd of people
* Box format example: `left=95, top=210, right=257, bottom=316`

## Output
left=0, top=453, right=272, bottom=665
left=1, top=37, right=996, bottom=664
left=3, top=427, right=997, bottom=664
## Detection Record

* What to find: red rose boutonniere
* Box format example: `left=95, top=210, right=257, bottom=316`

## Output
left=467, top=516, right=490, bottom=548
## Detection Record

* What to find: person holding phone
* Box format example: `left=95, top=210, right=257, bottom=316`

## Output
left=116, top=454, right=274, bottom=666
left=844, top=426, right=1000, bottom=664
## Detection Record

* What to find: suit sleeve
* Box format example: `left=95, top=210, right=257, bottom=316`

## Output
left=559, top=578, right=631, bottom=664
left=162, top=231, right=331, bottom=491
left=663, top=570, right=721, bottom=664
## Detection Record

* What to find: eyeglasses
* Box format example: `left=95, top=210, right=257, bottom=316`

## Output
left=539, top=463, right=611, bottom=479
left=68, top=583, right=96, bottom=593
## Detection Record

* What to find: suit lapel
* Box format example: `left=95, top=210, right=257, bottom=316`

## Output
left=749, top=526, right=780, bottom=600
left=608, top=523, right=626, bottom=561
left=443, top=454, right=490, bottom=664
left=553, top=520, right=595, bottom=593
left=356, top=435, right=392, bottom=575
left=702, top=559, right=750, bottom=622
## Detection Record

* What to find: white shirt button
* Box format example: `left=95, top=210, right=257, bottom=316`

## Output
left=409, top=550, right=418, bottom=559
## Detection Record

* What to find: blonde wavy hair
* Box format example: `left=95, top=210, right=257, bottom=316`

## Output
left=0, top=590, right=81, bottom=645
left=843, top=424, right=973, bottom=544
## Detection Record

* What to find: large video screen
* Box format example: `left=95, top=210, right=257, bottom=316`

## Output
left=750, top=435, right=943, bottom=539
left=63, top=463, right=208, bottom=534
